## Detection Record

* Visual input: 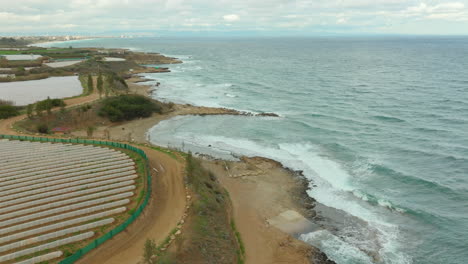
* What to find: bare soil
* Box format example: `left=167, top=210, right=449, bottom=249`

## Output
left=202, top=158, right=334, bottom=264
left=76, top=146, right=186, bottom=264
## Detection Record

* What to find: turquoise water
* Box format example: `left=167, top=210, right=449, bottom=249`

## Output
left=44, top=37, right=468, bottom=264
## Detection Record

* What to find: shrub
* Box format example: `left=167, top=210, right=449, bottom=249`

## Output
left=0, top=104, right=19, bottom=119
left=0, top=99, right=13, bottom=106
left=98, top=95, right=162, bottom=122
left=36, top=98, right=65, bottom=112
left=36, top=123, right=49, bottom=134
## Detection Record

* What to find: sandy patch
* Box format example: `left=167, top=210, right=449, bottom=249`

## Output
left=201, top=157, right=334, bottom=264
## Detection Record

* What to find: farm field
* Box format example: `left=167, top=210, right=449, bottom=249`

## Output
left=0, top=139, right=144, bottom=263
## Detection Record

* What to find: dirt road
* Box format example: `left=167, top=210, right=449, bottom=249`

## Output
left=77, top=146, right=186, bottom=264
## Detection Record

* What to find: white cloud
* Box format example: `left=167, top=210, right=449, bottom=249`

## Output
left=1, top=0, right=468, bottom=35
left=403, top=2, right=467, bottom=21
left=223, top=14, right=240, bottom=22
left=337, top=17, right=347, bottom=24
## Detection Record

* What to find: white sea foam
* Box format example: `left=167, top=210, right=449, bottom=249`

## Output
left=147, top=128, right=411, bottom=264
left=160, top=54, right=192, bottom=60
left=300, top=230, right=374, bottom=264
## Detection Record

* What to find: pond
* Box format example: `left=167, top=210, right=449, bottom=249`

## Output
left=0, top=76, right=83, bottom=105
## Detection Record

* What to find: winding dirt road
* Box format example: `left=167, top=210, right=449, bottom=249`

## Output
left=77, top=146, right=186, bottom=264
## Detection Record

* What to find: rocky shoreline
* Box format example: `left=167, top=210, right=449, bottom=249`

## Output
left=60, top=57, right=334, bottom=264
left=125, top=67, right=339, bottom=264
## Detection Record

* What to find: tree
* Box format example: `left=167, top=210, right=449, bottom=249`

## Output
left=98, top=95, right=162, bottom=122
left=45, top=96, right=52, bottom=115
left=97, top=73, right=103, bottom=98
left=26, top=104, right=33, bottom=118
left=0, top=105, right=19, bottom=119
left=35, top=105, right=43, bottom=117
left=105, top=74, right=115, bottom=97
left=87, top=74, right=94, bottom=94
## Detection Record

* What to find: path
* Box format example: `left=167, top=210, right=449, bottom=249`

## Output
left=77, top=146, right=186, bottom=264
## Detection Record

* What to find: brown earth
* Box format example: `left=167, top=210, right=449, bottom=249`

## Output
left=76, top=146, right=186, bottom=264
left=202, top=158, right=334, bottom=264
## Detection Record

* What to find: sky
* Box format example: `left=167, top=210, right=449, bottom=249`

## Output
left=1, top=0, right=468, bottom=36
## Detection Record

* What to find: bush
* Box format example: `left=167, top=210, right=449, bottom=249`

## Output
left=0, top=104, right=19, bottom=119
left=0, top=99, right=13, bottom=106
left=36, top=123, right=49, bottom=134
left=98, top=95, right=162, bottom=122
left=36, top=98, right=65, bottom=112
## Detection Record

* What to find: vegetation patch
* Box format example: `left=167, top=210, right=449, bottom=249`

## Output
left=98, top=95, right=163, bottom=122
left=17, top=101, right=106, bottom=134
left=143, top=154, right=243, bottom=264
left=0, top=100, right=22, bottom=119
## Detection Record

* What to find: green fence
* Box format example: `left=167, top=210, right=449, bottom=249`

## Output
left=0, top=135, right=152, bottom=264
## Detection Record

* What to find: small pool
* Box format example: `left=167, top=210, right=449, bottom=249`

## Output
left=0, top=76, right=83, bottom=105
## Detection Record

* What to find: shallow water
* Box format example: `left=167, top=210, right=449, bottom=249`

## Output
left=0, top=76, right=83, bottom=105
left=45, top=37, right=468, bottom=264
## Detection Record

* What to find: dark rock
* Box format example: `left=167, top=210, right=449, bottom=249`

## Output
left=205, top=182, right=213, bottom=189
left=310, top=249, right=337, bottom=264
left=257, top=112, right=280, bottom=117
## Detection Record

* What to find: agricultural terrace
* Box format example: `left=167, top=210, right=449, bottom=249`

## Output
left=0, top=138, right=149, bottom=263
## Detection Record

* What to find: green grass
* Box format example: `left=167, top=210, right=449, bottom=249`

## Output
left=231, top=219, right=246, bottom=264
left=0, top=48, right=85, bottom=56
left=182, top=154, right=244, bottom=263
left=0, top=50, right=23, bottom=55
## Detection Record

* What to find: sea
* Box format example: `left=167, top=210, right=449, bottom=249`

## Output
left=42, top=36, right=468, bottom=264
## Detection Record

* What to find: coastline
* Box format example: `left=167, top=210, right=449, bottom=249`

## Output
left=0, top=50, right=335, bottom=263
left=116, top=72, right=336, bottom=263
left=28, top=37, right=97, bottom=47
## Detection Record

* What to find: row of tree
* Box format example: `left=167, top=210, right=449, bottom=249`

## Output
left=86, top=73, right=122, bottom=98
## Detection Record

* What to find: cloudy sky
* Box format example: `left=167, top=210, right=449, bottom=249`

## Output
left=1, top=0, right=468, bottom=35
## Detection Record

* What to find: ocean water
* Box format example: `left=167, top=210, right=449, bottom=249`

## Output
left=44, top=37, right=468, bottom=264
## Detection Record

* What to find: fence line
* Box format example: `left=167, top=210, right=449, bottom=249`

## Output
left=0, top=134, right=152, bottom=264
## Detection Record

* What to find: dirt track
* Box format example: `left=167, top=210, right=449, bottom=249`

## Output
left=77, top=146, right=186, bottom=264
